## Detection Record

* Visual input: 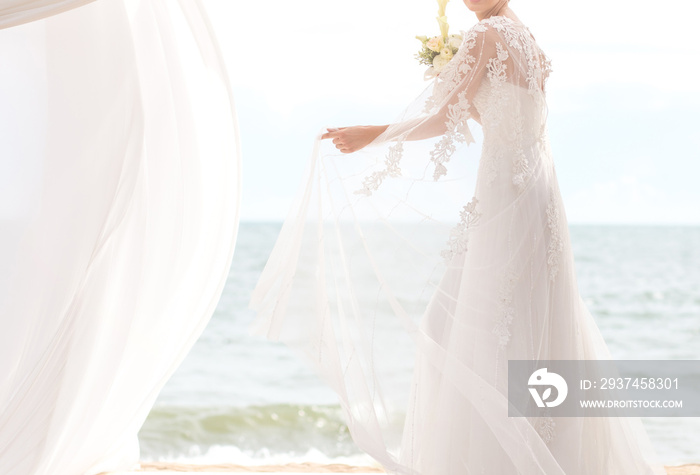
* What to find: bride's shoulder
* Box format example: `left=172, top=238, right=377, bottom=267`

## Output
left=466, top=16, right=524, bottom=36
left=461, top=16, right=516, bottom=40
left=477, top=15, right=522, bottom=28
left=460, top=16, right=529, bottom=50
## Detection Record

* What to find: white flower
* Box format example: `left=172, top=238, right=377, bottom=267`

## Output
left=440, top=47, right=453, bottom=60
left=448, top=34, right=463, bottom=50
left=433, top=54, right=450, bottom=72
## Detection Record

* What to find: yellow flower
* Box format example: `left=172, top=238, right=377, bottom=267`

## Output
left=437, top=15, right=449, bottom=40
left=415, top=35, right=428, bottom=43
left=436, top=0, right=450, bottom=38
left=437, top=0, right=450, bottom=17
left=440, top=47, right=453, bottom=60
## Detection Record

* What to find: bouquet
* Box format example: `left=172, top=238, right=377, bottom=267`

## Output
left=415, top=0, right=463, bottom=78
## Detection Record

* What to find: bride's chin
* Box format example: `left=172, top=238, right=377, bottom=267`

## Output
left=463, top=0, right=484, bottom=11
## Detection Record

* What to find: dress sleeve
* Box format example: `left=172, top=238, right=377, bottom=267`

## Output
left=356, top=22, right=501, bottom=195
left=408, top=24, right=500, bottom=140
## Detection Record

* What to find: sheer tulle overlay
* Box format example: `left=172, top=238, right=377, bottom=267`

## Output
left=0, top=1, right=239, bottom=474
left=250, top=17, right=664, bottom=475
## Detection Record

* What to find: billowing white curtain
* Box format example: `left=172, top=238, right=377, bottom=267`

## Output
left=0, top=0, right=95, bottom=29
left=0, top=0, right=240, bottom=474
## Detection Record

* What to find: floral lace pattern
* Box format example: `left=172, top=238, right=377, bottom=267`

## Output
left=475, top=17, right=551, bottom=194
left=482, top=40, right=510, bottom=132
left=488, top=17, right=552, bottom=96
left=355, top=140, right=405, bottom=196
left=479, top=140, right=499, bottom=185
left=441, top=197, right=480, bottom=262
left=493, top=263, right=518, bottom=349
left=423, top=24, right=486, bottom=114
left=487, top=42, right=509, bottom=83
left=430, top=89, right=474, bottom=180
left=537, top=414, right=556, bottom=445
left=546, top=187, right=563, bottom=281
left=493, top=311, right=514, bottom=349
left=492, top=262, right=519, bottom=382
left=356, top=16, right=553, bottom=197
left=511, top=117, right=531, bottom=192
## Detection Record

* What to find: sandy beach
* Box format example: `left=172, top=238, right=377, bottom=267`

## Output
left=134, top=462, right=383, bottom=472
left=96, top=461, right=700, bottom=474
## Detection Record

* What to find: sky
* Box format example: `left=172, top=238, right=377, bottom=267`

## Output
left=203, top=0, right=700, bottom=224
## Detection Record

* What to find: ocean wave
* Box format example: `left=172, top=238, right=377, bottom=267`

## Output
left=138, top=403, right=367, bottom=463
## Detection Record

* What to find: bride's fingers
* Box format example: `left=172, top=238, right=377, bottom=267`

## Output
left=322, top=127, right=344, bottom=140
left=322, top=126, right=352, bottom=140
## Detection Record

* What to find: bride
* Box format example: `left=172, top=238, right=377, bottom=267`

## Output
left=250, top=0, right=664, bottom=473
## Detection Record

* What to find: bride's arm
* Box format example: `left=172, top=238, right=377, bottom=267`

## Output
left=322, top=25, right=496, bottom=153
left=321, top=125, right=388, bottom=154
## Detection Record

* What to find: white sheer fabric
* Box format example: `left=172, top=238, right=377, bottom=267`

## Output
left=0, top=0, right=239, bottom=474
left=0, top=0, right=94, bottom=29
left=250, top=16, right=664, bottom=475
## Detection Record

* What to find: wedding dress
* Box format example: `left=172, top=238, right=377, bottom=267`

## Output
left=250, top=16, right=664, bottom=475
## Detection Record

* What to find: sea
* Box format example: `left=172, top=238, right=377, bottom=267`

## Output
left=137, top=223, right=700, bottom=467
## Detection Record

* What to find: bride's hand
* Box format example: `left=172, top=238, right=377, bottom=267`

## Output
left=321, top=125, right=388, bottom=153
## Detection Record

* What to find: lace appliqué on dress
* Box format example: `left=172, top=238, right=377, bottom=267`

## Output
left=546, top=187, right=563, bottom=281
left=480, top=41, right=517, bottom=191
left=479, top=140, right=499, bottom=186
left=489, top=16, right=552, bottom=97
left=541, top=54, right=553, bottom=91
left=430, top=89, right=474, bottom=181
left=355, top=140, right=405, bottom=196
left=487, top=42, right=509, bottom=84
left=493, top=263, right=518, bottom=349
left=441, top=197, right=480, bottom=262
left=525, top=34, right=553, bottom=97
left=423, top=24, right=486, bottom=114
left=511, top=117, right=531, bottom=192
left=357, top=17, right=553, bottom=197
left=486, top=16, right=523, bottom=49
left=537, top=414, right=556, bottom=445
left=492, top=263, right=519, bottom=383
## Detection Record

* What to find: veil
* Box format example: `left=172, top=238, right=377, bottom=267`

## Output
left=250, top=15, right=664, bottom=475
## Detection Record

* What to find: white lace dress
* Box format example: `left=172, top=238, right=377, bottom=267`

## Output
left=250, top=16, right=664, bottom=475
